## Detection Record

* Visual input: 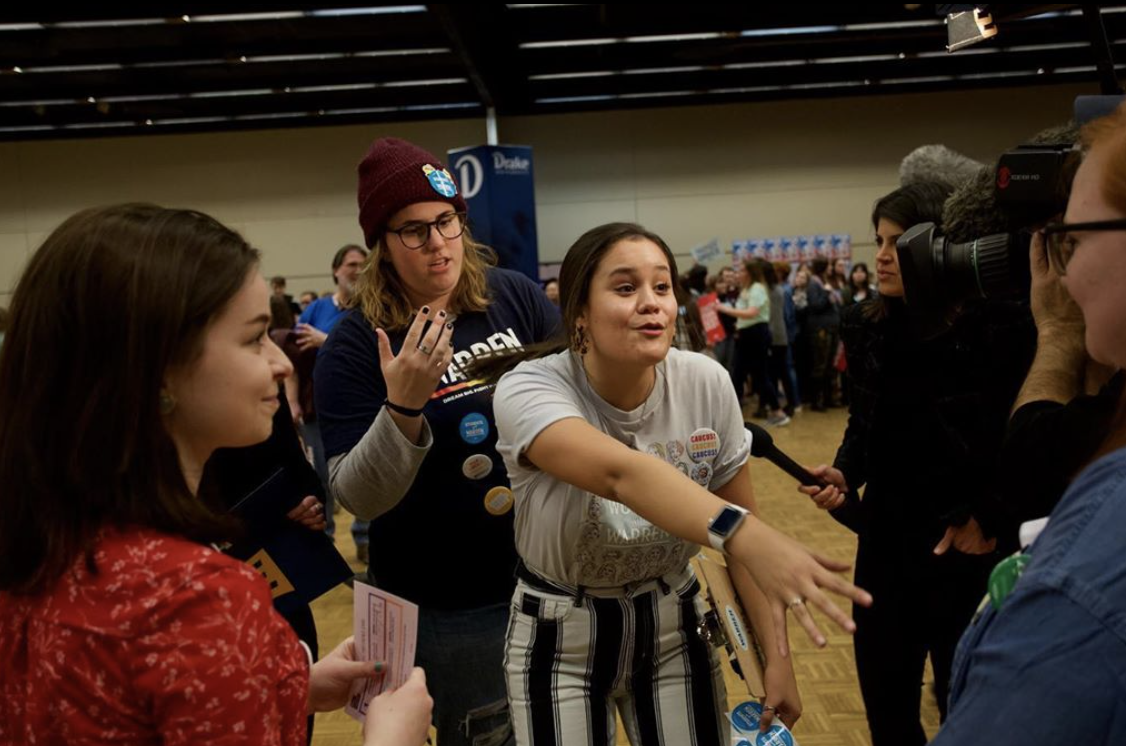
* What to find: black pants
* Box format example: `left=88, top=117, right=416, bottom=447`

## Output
left=733, top=324, right=779, bottom=410
left=852, top=531, right=994, bottom=746
left=808, top=325, right=838, bottom=408
left=769, top=345, right=798, bottom=411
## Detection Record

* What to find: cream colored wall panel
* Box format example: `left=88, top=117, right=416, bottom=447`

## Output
left=535, top=199, right=640, bottom=263
left=15, top=119, right=486, bottom=233
left=0, top=234, right=29, bottom=293
left=0, top=145, right=27, bottom=234
left=503, top=110, right=638, bottom=206
left=239, top=216, right=364, bottom=279
left=627, top=87, right=1082, bottom=201
left=0, top=82, right=1090, bottom=295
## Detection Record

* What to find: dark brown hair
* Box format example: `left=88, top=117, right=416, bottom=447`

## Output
left=863, top=180, right=955, bottom=320
left=472, top=222, right=679, bottom=383
left=0, top=204, right=258, bottom=594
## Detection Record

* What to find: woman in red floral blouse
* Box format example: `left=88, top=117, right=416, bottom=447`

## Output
left=0, top=204, right=432, bottom=746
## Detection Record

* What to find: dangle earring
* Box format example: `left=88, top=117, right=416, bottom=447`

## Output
left=572, top=325, right=589, bottom=355
left=158, top=390, right=177, bottom=415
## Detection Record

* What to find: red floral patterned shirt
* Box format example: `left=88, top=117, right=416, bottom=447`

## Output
left=0, top=526, right=309, bottom=745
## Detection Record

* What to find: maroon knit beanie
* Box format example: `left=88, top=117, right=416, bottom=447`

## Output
left=356, top=137, right=468, bottom=247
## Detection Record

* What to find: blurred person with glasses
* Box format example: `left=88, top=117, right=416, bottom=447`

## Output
left=313, top=137, right=559, bottom=746
left=994, top=183, right=1126, bottom=526
left=931, top=98, right=1126, bottom=746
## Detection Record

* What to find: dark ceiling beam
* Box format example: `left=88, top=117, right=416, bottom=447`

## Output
left=428, top=3, right=529, bottom=113
left=0, top=83, right=480, bottom=127
left=517, top=11, right=1126, bottom=76
left=1080, top=3, right=1125, bottom=92
left=0, top=2, right=397, bottom=24
left=506, top=5, right=936, bottom=43
left=0, top=53, right=464, bottom=100
left=0, top=14, right=441, bottom=67
left=528, top=45, right=1112, bottom=100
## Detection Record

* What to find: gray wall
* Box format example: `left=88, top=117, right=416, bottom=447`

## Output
left=0, top=82, right=1087, bottom=306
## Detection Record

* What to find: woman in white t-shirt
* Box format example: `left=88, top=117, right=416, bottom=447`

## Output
left=476, top=223, right=871, bottom=746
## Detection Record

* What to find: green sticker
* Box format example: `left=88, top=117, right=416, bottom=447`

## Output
left=988, top=553, right=1030, bottom=610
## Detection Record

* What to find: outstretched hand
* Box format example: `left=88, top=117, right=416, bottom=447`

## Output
left=731, top=519, right=872, bottom=657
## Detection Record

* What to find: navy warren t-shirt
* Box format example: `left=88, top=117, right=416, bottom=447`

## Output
left=315, top=267, right=559, bottom=609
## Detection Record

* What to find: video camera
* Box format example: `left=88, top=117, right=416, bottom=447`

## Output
left=894, top=94, right=1125, bottom=339
left=896, top=143, right=1077, bottom=338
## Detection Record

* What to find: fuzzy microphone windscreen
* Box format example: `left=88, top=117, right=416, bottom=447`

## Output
left=899, top=144, right=986, bottom=192
left=942, top=123, right=1080, bottom=243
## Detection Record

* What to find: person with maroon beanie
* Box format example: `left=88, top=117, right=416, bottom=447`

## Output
left=314, top=137, right=559, bottom=746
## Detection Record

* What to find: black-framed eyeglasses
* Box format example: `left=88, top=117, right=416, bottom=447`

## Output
left=386, top=211, right=467, bottom=250
left=1042, top=219, right=1126, bottom=275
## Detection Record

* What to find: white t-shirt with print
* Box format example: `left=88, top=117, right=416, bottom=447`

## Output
left=494, top=347, right=750, bottom=588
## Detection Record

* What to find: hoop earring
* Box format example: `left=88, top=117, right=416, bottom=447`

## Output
left=159, top=390, right=177, bottom=415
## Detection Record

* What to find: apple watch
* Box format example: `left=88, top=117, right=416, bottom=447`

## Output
left=707, top=504, right=749, bottom=553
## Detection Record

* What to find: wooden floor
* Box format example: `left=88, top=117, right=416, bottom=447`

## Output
left=310, top=406, right=940, bottom=746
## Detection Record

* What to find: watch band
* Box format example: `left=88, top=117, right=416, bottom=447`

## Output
left=384, top=398, right=425, bottom=417
left=707, top=504, right=749, bottom=554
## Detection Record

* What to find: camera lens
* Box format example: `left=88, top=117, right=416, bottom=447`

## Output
left=897, top=223, right=1031, bottom=339
left=942, top=232, right=1031, bottom=302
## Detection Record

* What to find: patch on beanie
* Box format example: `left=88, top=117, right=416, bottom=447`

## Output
left=422, top=164, right=458, bottom=198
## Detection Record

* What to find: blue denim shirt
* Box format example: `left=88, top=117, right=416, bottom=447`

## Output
left=932, top=446, right=1126, bottom=744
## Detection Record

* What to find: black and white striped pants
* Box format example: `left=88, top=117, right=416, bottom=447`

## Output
left=504, top=564, right=728, bottom=746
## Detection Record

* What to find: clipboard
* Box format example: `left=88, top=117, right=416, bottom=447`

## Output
left=693, top=552, right=767, bottom=698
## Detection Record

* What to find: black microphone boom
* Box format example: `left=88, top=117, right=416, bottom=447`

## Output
left=745, top=422, right=826, bottom=488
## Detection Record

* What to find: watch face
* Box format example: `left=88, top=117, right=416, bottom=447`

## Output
left=710, top=506, right=744, bottom=537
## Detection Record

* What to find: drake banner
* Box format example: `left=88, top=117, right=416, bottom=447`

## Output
left=449, top=144, right=539, bottom=281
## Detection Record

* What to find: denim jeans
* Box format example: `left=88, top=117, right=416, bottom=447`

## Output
left=415, top=601, right=514, bottom=746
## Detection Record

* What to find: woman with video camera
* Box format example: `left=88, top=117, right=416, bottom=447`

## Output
left=801, top=181, right=1036, bottom=746
left=931, top=99, right=1126, bottom=746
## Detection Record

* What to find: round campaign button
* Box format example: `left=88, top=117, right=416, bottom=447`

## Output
left=688, top=428, right=721, bottom=463
left=460, top=412, right=490, bottom=444
left=484, top=486, right=515, bottom=516
left=756, top=728, right=794, bottom=746
left=462, top=454, right=494, bottom=481
left=691, top=461, right=713, bottom=486
left=730, top=701, right=762, bottom=734
left=729, top=702, right=794, bottom=746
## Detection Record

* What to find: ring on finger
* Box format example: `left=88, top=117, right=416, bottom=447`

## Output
left=788, top=597, right=805, bottom=610
left=418, top=343, right=432, bottom=355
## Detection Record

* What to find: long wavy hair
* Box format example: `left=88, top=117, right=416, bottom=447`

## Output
left=472, top=222, right=680, bottom=384
left=353, top=226, right=496, bottom=330
left=0, top=204, right=253, bottom=594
